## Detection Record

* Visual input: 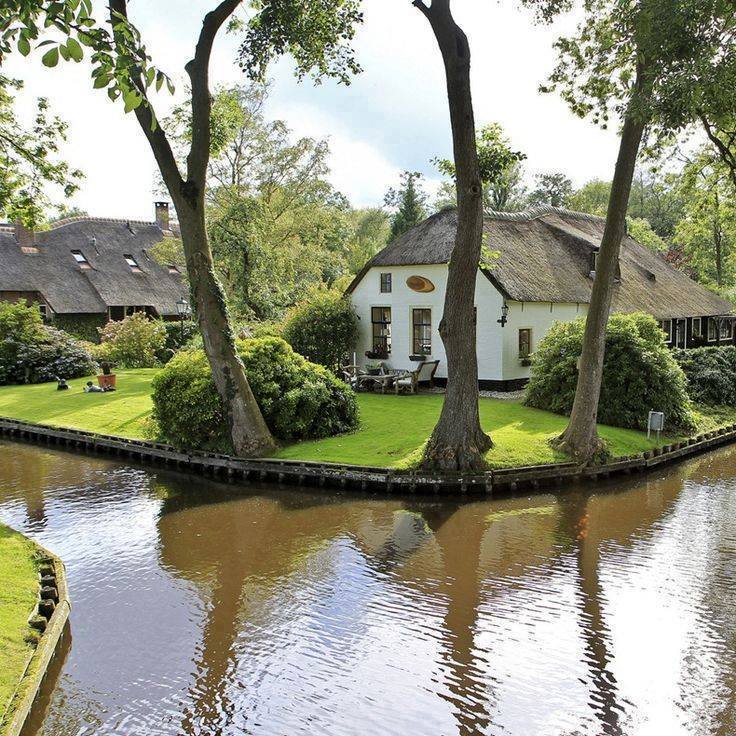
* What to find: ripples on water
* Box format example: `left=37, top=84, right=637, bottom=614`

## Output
left=1, top=440, right=736, bottom=735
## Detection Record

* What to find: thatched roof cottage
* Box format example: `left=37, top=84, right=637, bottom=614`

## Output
left=346, top=206, right=734, bottom=390
left=0, top=202, right=187, bottom=338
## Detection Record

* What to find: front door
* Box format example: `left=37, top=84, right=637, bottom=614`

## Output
left=676, top=318, right=687, bottom=348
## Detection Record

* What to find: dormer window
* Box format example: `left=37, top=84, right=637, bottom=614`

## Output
left=168, top=264, right=180, bottom=274
left=71, top=249, right=91, bottom=269
left=124, top=254, right=142, bottom=272
left=589, top=250, right=598, bottom=277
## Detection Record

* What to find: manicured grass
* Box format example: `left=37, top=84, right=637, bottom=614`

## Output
left=0, top=371, right=671, bottom=468
left=0, top=524, right=40, bottom=724
left=274, top=393, right=662, bottom=468
left=0, top=369, right=156, bottom=439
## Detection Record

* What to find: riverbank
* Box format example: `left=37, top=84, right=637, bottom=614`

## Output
left=0, top=525, right=40, bottom=730
left=0, top=370, right=664, bottom=468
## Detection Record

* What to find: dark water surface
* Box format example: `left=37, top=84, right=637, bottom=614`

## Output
left=2, top=440, right=736, bottom=736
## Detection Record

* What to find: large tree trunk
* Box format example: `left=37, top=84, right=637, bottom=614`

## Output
left=555, top=111, right=646, bottom=464
left=414, top=0, right=492, bottom=472
left=110, top=0, right=275, bottom=457
left=176, top=196, right=275, bottom=456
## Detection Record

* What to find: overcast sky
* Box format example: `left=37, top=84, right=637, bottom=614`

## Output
left=4, top=0, right=622, bottom=222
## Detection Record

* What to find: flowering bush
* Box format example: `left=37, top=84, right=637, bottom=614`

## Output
left=96, top=312, right=167, bottom=368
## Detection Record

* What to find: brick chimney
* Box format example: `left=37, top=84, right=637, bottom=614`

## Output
left=14, top=218, right=34, bottom=248
left=154, top=201, right=170, bottom=232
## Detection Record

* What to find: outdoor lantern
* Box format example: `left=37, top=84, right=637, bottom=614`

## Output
left=497, top=302, right=509, bottom=327
left=176, top=297, right=189, bottom=317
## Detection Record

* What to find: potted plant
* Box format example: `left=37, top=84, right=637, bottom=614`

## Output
left=519, top=353, right=532, bottom=367
left=365, top=349, right=388, bottom=360
left=365, top=362, right=382, bottom=376
left=97, top=361, right=116, bottom=389
left=409, top=354, right=425, bottom=362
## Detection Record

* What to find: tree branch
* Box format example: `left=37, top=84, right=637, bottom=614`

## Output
left=185, top=0, right=242, bottom=190
left=108, top=0, right=183, bottom=196
left=700, top=114, right=736, bottom=190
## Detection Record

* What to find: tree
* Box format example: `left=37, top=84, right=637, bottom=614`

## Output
left=0, top=75, right=82, bottom=227
left=526, top=171, right=572, bottom=208
left=532, top=0, right=735, bottom=463
left=567, top=179, right=611, bottom=216
left=0, top=1, right=364, bottom=456
left=384, top=170, right=427, bottom=241
left=674, top=146, right=736, bottom=286
left=413, top=0, right=492, bottom=471
left=434, top=123, right=527, bottom=212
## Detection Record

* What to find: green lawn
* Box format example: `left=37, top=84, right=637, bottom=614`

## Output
left=0, top=370, right=664, bottom=468
left=0, top=524, right=40, bottom=726
left=0, top=369, right=156, bottom=439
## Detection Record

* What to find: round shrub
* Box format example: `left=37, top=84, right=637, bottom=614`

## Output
left=282, top=292, right=358, bottom=372
left=158, top=319, right=198, bottom=362
left=672, top=346, right=736, bottom=406
left=525, top=312, right=696, bottom=432
left=151, top=336, right=359, bottom=451
left=96, top=312, right=167, bottom=368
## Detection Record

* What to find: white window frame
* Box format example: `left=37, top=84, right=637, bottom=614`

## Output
left=660, top=319, right=673, bottom=343
left=518, top=327, right=533, bottom=358
left=692, top=317, right=702, bottom=338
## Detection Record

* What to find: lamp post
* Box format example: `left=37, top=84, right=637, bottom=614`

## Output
left=175, top=297, right=189, bottom=344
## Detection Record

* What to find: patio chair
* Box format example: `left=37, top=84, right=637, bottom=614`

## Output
left=341, top=364, right=366, bottom=390
left=394, top=360, right=440, bottom=394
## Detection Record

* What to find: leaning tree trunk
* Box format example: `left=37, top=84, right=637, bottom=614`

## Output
left=555, top=110, right=646, bottom=464
left=414, top=0, right=492, bottom=472
left=110, top=0, right=275, bottom=457
left=176, top=196, right=275, bottom=456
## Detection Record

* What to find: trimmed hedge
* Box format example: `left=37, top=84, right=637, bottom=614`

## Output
left=151, top=336, right=359, bottom=451
left=525, top=312, right=696, bottom=432
left=672, top=346, right=736, bottom=406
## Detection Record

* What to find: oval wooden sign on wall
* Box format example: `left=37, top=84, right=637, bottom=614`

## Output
left=406, top=275, right=435, bottom=293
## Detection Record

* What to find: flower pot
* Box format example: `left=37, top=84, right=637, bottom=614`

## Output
left=409, top=354, right=425, bottom=362
left=365, top=350, right=388, bottom=360
left=366, top=368, right=381, bottom=376
left=97, top=373, right=116, bottom=389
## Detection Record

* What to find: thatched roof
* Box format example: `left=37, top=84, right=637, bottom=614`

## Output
left=0, top=218, right=187, bottom=316
left=347, top=206, right=732, bottom=320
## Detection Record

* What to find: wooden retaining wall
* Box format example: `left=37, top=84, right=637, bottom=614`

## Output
left=2, top=416, right=736, bottom=496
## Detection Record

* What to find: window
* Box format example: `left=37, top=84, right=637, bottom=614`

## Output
left=168, top=264, right=180, bottom=274
left=519, top=328, right=532, bottom=358
left=380, top=273, right=392, bottom=293
left=38, top=304, right=47, bottom=320
left=71, top=249, right=91, bottom=269
left=659, top=319, right=672, bottom=342
left=722, top=321, right=734, bottom=340
left=707, top=318, right=733, bottom=341
left=124, top=254, right=142, bottom=272
left=412, top=308, right=432, bottom=355
left=692, top=318, right=702, bottom=338
left=371, top=307, right=391, bottom=354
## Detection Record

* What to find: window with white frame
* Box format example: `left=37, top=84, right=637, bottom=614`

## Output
left=71, top=249, right=91, bottom=269
left=659, top=319, right=673, bottom=342
left=692, top=317, right=702, bottom=338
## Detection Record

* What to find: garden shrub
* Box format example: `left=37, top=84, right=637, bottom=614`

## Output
left=672, top=346, right=736, bottom=406
left=159, top=319, right=198, bottom=360
left=0, top=302, right=97, bottom=384
left=282, top=292, right=359, bottom=372
left=96, top=312, right=167, bottom=368
left=151, top=336, right=359, bottom=451
left=525, top=312, right=696, bottom=432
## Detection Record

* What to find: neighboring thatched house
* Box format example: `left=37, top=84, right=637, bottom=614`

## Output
left=346, top=206, right=734, bottom=390
left=0, top=202, right=187, bottom=339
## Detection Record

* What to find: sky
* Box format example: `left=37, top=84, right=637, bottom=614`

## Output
left=4, top=0, right=623, bottom=223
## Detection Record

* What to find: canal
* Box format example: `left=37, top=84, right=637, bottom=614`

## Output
left=2, top=440, right=736, bottom=736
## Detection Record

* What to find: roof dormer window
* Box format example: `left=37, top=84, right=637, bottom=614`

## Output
left=71, top=249, right=91, bottom=269
left=124, top=254, right=142, bottom=272
left=168, top=264, right=180, bottom=274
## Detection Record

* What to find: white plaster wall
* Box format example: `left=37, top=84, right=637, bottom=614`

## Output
left=350, top=268, right=589, bottom=383
left=350, top=265, right=505, bottom=380
left=502, top=301, right=587, bottom=380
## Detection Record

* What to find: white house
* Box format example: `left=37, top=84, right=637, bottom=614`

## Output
left=346, top=206, right=734, bottom=391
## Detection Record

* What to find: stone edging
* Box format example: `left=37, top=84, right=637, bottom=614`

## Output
left=1, top=543, right=70, bottom=736
left=2, top=416, right=736, bottom=496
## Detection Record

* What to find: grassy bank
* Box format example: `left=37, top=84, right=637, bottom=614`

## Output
left=0, top=370, right=666, bottom=468
left=0, top=525, right=40, bottom=726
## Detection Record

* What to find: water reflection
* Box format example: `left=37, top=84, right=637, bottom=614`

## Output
left=1, top=441, right=736, bottom=735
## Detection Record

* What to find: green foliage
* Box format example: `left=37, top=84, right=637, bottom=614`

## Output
left=673, top=346, right=736, bottom=406
left=160, top=319, right=197, bottom=357
left=282, top=292, right=359, bottom=371
left=434, top=123, right=527, bottom=212
left=52, top=314, right=106, bottom=343
left=151, top=337, right=359, bottom=450
left=96, top=313, right=166, bottom=369
left=0, top=75, right=82, bottom=226
left=384, top=171, right=427, bottom=241
left=627, top=217, right=667, bottom=253
left=527, top=172, right=572, bottom=208
left=0, top=302, right=96, bottom=385
left=525, top=313, right=696, bottom=432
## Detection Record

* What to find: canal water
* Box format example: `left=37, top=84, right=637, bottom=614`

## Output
left=2, top=441, right=736, bottom=736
